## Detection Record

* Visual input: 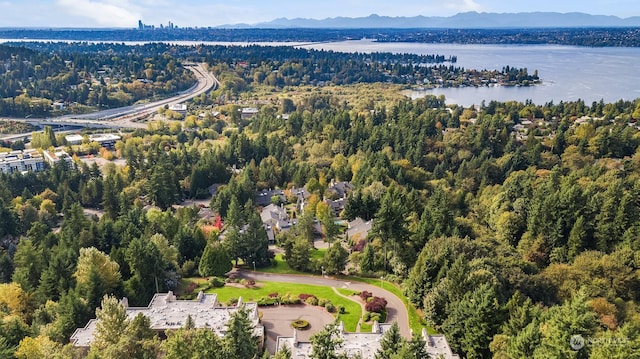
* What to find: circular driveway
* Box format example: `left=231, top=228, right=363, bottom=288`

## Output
left=260, top=304, right=335, bottom=354
left=239, top=271, right=411, bottom=338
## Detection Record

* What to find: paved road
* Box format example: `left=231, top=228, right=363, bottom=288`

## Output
left=237, top=270, right=411, bottom=338
left=1, top=62, right=218, bottom=141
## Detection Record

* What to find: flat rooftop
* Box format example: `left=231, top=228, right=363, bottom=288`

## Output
left=71, top=292, right=263, bottom=347
left=89, top=134, right=121, bottom=142
left=277, top=324, right=459, bottom=359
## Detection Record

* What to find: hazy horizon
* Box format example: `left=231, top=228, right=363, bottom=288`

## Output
left=0, top=0, right=637, bottom=28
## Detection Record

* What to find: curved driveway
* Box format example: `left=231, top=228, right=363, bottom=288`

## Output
left=237, top=270, right=411, bottom=338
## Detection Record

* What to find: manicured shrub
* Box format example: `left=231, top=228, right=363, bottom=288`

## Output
left=337, top=305, right=346, bottom=314
left=318, top=298, right=330, bottom=307
left=305, top=296, right=319, bottom=306
left=291, top=319, right=310, bottom=330
left=298, top=293, right=317, bottom=301
left=179, top=260, right=197, bottom=277
left=359, top=291, right=373, bottom=301
left=351, top=239, right=367, bottom=252
left=363, top=311, right=371, bottom=322
left=209, top=276, right=225, bottom=288
left=257, top=297, right=277, bottom=306
left=365, top=296, right=388, bottom=313
left=279, top=293, right=301, bottom=305
left=370, top=312, right=381, bottom=322
left=184, top=282, right=198, bottom=295
left=227, top=297, right=238, bottom=306
left=239, top=279, right=256, bottom=288
left=325, top=303, right=336, bottom=313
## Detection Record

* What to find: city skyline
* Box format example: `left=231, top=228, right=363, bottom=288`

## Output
left=0, top=0, right=638, bottom=28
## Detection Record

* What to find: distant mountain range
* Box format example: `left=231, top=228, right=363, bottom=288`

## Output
left=222, top=12, right=640, bottom=29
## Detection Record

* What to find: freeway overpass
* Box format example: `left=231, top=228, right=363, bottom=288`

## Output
left=1, top=62, right=218, bottom=141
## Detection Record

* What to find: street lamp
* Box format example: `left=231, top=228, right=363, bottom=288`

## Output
left=380, top=276, right=384, bottom=288
left=253, top=261, right=256, bottom=272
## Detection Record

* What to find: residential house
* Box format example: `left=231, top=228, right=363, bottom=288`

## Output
left=346, top=217, right=373, bottom=242
left=276, top=322, right=458, bottom=359
left=324, top=198, right=347, bottom=217
left=327, top=180, right=354, bottom=199
left=255, top=189, right=286, bottom=207
left=71, top=292, right=264, bottom=349
left=292, top=186, right=311, bottom=213
left=241, top=107, right=259, bottom=120
left=260, top=203, right=295, bottom=243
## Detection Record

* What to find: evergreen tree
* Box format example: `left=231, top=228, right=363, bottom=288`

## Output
left=407, top=331, right=428, bottom=359
left=442, top=283, right=501, bottom=359
left=375, top=322, right=405, bottom=359
left=164, top=328, right=224, bottom=359
left=0, top=198, right=18, bottom=239
left=223, top=308, right=259, bottom=359
left=0, top=250, right=14, bottom=283
left=47, top=289, right=91, bottom=343
left=274, top=344, right=292, bottom=359
left=372, top=185, right=410, bottom=270
left=285, top=236, right=313, bottom=271
left=147, top=154, right=181, bottom=209
left=239, top=212, right=271, bottom=267
left=226, top=196, right=243, bottom=229
left=322, top=243, right=348, bottom=275
left=359, top=244, right=375, bottom=273
left=310, top=324, right=343, bottom=359
left=91, top=295, right=128, bottom=351
left=532, top=290, right=598, bottom=359
left=11, top=238, right=44, bottom=292
left=199, top=243, right=232, bottom=277
left=567, top=216, right=586, bottom=260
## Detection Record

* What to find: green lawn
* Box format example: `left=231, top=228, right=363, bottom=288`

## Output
left=335, top=288, right=360, bottom=297
left=342, top=276, right=435, bottom=334
left=360, top=322, right=372, bottom=333
left=255, top=253, right=307, bottom=275
left=255, top=248, right=327, bottom=275
left=202, top=280, right=361, bottom=332
left=310, top=247, right=327, bottom=261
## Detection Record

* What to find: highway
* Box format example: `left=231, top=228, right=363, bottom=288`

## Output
left=1, top=62, right=218, bottom=141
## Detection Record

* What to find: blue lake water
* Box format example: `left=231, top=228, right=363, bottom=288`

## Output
left=2, top=38, right=639, bottom=107
left=301, top=40, right=640, bottom=106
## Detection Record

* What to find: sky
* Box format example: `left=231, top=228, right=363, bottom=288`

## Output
left=0, top=0, right=638, bottom=28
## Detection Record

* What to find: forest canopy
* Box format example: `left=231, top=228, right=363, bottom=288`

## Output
left=0, top=41, right=639, bottom=358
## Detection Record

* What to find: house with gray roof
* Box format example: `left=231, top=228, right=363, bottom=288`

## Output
left=255, top=189, right=286, bottom=207
left=346, top=217, right=373, bottom=241
left=276, top=322, right=458, bottom=359
left=260, top=203, right=296, bottom=243
left=70, top=292, right=263, bottom=349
